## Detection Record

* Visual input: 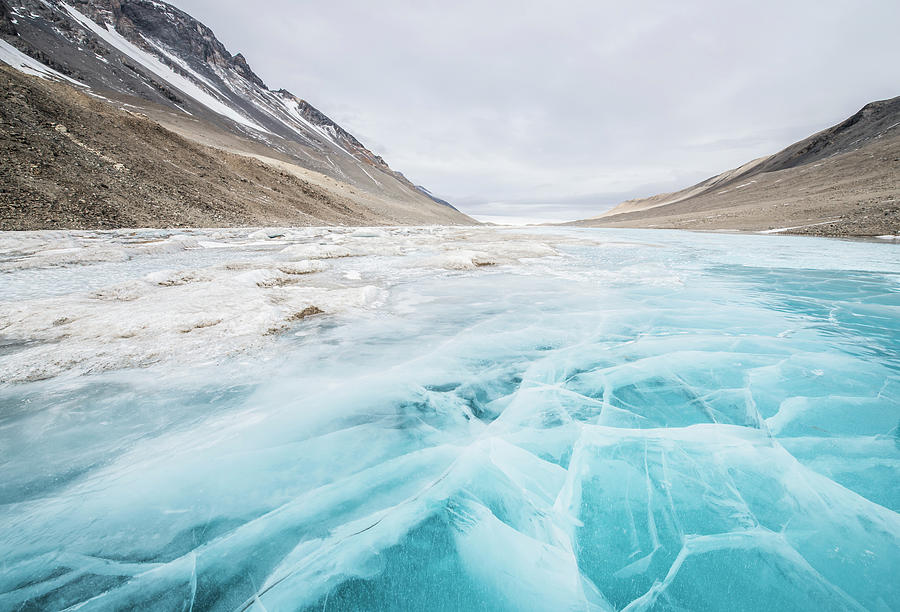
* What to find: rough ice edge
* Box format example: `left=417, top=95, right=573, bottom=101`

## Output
left=0, top=227, right=570, bottom=382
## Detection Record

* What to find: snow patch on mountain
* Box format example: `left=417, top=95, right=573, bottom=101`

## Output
left=61, top=2, right=271, bottom=133
left=0, top=37, right=86, bottom=86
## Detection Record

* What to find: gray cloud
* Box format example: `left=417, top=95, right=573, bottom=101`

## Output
left=169, top=0, right=900, bottom=222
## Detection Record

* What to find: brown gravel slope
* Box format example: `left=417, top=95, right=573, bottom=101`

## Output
left=0, top=66, right=471, bottom=229
left=575, top=98, right=900, bottom=237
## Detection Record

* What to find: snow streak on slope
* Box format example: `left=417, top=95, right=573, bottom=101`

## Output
left=61, top=3, right=270, bottom=133
left=277, top=95, right=355, bottom=156
left=140, top=35, right=232, bottom=101
left=0, top=228, right=897, bottom=611
left=0, top=37, right=86, bottom=86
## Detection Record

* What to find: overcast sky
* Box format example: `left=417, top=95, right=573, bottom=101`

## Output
left=170, top=0, right=899, bottom=223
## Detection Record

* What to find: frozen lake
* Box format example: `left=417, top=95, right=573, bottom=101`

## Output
left=1, top=227, right=898, bottom=611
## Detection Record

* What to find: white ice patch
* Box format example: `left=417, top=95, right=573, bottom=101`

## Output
left=0, top=227, right=567, bottom=382
left=759, top=219, right=842, bottom=234
left=0, top=260, right=383, bottom=381
left=426, top=249, right=497, bottom=270
left=424, top=240, right=558, bottom=270
left=0, top=244, right=129, bottom=271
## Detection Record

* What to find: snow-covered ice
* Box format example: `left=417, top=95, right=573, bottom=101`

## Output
left=0, top=227, right=897, bottom=611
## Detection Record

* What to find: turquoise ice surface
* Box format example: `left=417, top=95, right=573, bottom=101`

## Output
left=1, top=229, right=898, bottom=611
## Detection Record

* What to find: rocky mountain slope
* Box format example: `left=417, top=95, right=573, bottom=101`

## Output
left=0, top=0, right=473, bottom=228
left=574, top=97, right=900, bottom=236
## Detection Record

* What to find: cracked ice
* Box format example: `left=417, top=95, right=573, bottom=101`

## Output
left=0, top=227, right=898, bottom=611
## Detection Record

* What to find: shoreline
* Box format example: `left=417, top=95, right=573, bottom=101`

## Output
left=3, top=223, right=898, bottom=244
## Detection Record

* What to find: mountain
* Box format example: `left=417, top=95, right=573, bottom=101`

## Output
left=0, top=0, right=473, bottom=228
left=573, top=97, right=900, bottom=236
